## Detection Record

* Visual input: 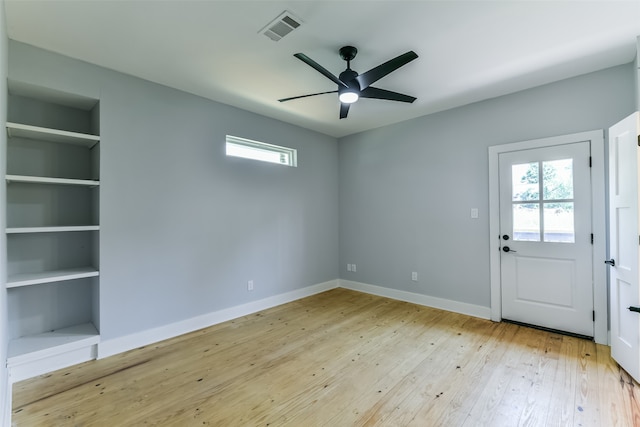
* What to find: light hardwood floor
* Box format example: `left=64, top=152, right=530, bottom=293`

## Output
left=11, top=288, right=640, bottom=426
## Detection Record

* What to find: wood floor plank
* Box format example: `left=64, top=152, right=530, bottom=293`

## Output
left=400, top=319, right=506, bottom=426
left=460, top=323, right=537, bottom=426
left=573, top=339, right=600, bottom=427
left=11, top=288, right=640, bottom=427
left=595, top=344, right=640, bottom=427
left=278, top=304, right=452, bottom=427
left=426, top=321, right=520, bottom=426
left=358, top=316, right=498, bottom=426
left=484, top=326, right=555, bottom=426
left=320, top=308, right=455, bottom=427
left=514, top=333, right=563, bottom=427
left=544, top=335, right=577, bottom=426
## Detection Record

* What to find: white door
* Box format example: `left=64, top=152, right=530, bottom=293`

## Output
left=499, top=141, right=594, bottom=337
left=609, top=112, right=640, bottom=382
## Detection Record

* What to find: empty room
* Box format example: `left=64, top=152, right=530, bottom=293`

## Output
left=1, top=1, right=640, bottom=426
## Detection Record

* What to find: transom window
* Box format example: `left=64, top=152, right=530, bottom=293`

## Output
left=226, top=135, right=297, bottom=167
left=511, top=158, right=575, bottom=243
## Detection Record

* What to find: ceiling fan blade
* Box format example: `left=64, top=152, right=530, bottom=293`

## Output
left=294, top=53, right=348, bottom=88
left=355, top=51, right=418, bottom=90
left=339, top=103, right=350, bottom=119
left=360, top=86, right=416, bottom=103
left=278, top=90, right=338, bottom=102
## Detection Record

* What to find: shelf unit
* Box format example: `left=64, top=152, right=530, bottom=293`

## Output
left=6, top=122, right=100, bottom=148
left=6, top=225, right=100, bottom=234
left=6, top=174, right=99, bottom=187
left=5, top=83, right=101, bottom=380
left=7, top=267, right=100, bottom=289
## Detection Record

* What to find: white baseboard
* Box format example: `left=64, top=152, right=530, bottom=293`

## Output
left=1, top=372, right=10, bottom=427
left=98, top=279, right=339, bottom=359
left=339, top=279, right=492, bottom=320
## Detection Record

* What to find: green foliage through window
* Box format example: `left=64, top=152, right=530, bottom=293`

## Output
left=515, top=159, right=573, bottom=210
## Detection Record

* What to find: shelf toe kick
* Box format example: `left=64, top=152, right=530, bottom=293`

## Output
left=8, top=323, right=100, bottom=382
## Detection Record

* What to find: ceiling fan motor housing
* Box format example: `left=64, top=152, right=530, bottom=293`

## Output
left=339, top=69, right=359, bottom=88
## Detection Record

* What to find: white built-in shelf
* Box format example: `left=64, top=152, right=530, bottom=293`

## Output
left=7, top=267, right=100, bottom=288
left=6, top=174, right=99, bottom=187
left=6, top=122, right=100, bottom=148
left=6, top=225, right=100, bottom=234
left=7, top=323, right=100, bottom=367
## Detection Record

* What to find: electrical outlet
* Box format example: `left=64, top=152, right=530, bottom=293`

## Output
left=411, top=272, right=418, bottom=281
left=248, top=280, right=254, bottom=291
left=347, top=264, right=352, bottom=272
left=352, top=264, right=357, bottom=273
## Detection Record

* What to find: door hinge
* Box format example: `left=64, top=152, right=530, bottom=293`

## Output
left=589, top=156, right=592, bottom=167
left=593, top=310, right=595, bottom=321
left=637, top=135, right=640, bottom=147
left=591, top=233, right=594, bottom=244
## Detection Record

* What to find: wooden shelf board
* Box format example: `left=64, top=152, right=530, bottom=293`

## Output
left=6, top=174, right=99, bottom=187
left=7, top=267, right=99, bottom=288
left=7, top=323, right=100, bottom=367
left=6, top=122, right=100, bottom=148
left=6, top=225, right=100, bottom=234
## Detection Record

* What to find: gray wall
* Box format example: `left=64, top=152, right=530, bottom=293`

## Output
left=0, top=2, right=8, bottom=424
left=338, top=64, right=636, bottom=308
left=8, top=41, right=339, bottom=341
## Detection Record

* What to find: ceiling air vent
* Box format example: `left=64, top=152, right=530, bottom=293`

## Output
left=260, top=11, right=302, bottom=42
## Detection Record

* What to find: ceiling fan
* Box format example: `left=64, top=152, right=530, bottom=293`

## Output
left=278, top=46, right=418, bottom=119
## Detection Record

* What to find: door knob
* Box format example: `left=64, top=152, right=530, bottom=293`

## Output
left=502, top=235, right=510, bottom=240
left=502, top=246, right=517, bottom=253
left=628, top=306, right=640, bottom=313
left=604, top=259, right=616, bottom=267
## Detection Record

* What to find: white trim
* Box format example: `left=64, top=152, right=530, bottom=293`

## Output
left=591, top=133, right=608, bottom=345
left=9, top=344, right=97, bottom=383
left=488, top=130, right=608, bottom=344
left=1, top=373, right=10, bottom=427
left=226, top=134, right=297, bottom=167
left=98, top=280, right=338, bottom=359
left=339, top=279, right=492, bottom=319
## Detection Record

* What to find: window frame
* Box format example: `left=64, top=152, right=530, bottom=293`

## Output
left=225, top=135, right=297, bottom=167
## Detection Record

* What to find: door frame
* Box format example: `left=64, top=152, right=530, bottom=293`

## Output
left=488, top=130, right=607, bottom=344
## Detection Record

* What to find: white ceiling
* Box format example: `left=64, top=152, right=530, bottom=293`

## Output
left=5, top=1, right=640, bottom=138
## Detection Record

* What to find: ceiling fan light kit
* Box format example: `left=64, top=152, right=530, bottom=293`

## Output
left=338, top=91, right=359, bottom=104
left=279, top=45, right=418, bottom=119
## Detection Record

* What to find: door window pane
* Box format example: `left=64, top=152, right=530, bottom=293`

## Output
left=512, top=163, right=539, bottom=201
left=543, top=202, right=575, bottom=242
left=543, top=159, right=573, bottom=200
left=513, top=203, right=540, bottom=241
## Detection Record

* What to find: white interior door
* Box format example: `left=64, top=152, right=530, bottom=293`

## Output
left=499, top=141, right=594, bottom=337
left=609, top=112, right=640, bottom=382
